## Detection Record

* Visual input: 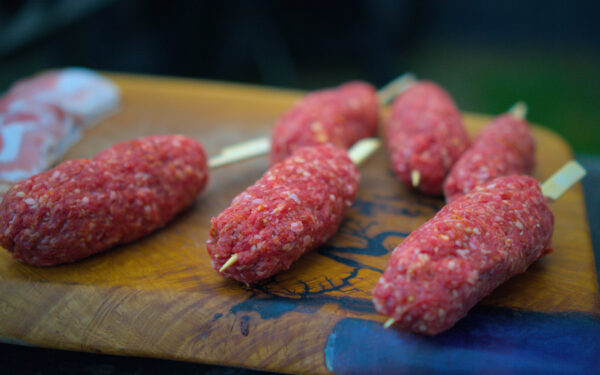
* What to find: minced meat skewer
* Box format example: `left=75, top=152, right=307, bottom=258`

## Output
left=269, top=74, right=415, bottom=165
left=207, top=139, right=379, bottom=285
left=373, top=174, right=565, bottom=335
left=443, top=103, right=535, bottom=203
left=0, top=135, right=208, bottom=266
left=269, top=82, right=379, bottom=164
left=385, top=81, right=470, bottom=195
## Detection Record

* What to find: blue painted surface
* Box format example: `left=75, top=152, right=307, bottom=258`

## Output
left=579, top=156, right=600, bottom=290
left=325, top=306, right=600, bottom=375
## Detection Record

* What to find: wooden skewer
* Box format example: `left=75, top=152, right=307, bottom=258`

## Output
left=377, top=72, right=417, bottom=106
left=541, top=160, right=587, bottom=201
left=383, top=317, right=396, bottom=329
left=508, top=101, right=528, bottom=120
left=220, top=136, right=271, bottom=155
left=218, top=138, right=381, bottom=273
left=207, top=74, right=415, bottom=169
left=411, top=170, right=421, bottom=188
left=208, top=137, right=270, bottom=169
left=383, top=160, right=587, bottom=328
left=347, top=138, right=381, bottom=165
left=219, top=253, right=238, bottom=273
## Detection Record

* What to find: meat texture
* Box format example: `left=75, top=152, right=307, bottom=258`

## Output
left=373, top=175, right=553, bottom=335
left=443, top=114, right=535, bottom=202
left=270, top=82, right=378, bottom=164
left=386, top=81, right=470, bottom=195
left=208, top=144, right=360, bottom=285
left=0, top=135, right=208, bottom=266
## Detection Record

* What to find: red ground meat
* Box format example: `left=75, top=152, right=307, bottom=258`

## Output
left=0, top=135, right=208, bottom=266
left=208, top=144, right=359, bottom=285
left=443, top=114, right=535, bottom=202
left=270, top=82, right=378, bottom=164
left=386, top=81, right=470, bottom=195
left=373, top=175, right=553, bottom=335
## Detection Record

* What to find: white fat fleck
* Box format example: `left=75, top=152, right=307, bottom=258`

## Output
left=329, top=194, right=335, bottom=201
left=514, top=221, right=524, bottom=229
left=447, top=260, right=456, bottom=270
left=289, top=193, right=300, bottom=204
left=24, top=198, right=36, bottom=205
left=81, top=196, right=89, bottom=204
left=16, top=192, right=25, bottom=197
left=290, top=221, right=303, bottom=232
left=467, top=270, right=479, bottom=284
left=456, top=249, right=469, bottom=258
left=473, top=228, right=481, bottom=235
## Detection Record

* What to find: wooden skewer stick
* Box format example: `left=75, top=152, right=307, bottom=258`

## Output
left=384, top=160, right=587, bottom=329
left=348, top=138, right=381, bottom=165
left=207, top=74, right=415, bottom=169
left=377, top=72, right=417, bottom=106
left=383, top=318, right=396, bottom=329
left=208, top=137, right=271, bottom=169
left=219, top=253, right=238, bottom=273
left=541, top=160, right=587, bottom=201
left=411, top=170, right=421, bottom=189
left=508, top=101, right=528, bottom=120
left=220, top=136, right=271, bottom=155
left=218, top=138, right=381, bottom=273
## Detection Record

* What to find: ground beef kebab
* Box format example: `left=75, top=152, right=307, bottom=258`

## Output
left=386, top=81, right=470, bottom=195
left=373, top=175, right=554, bottom=335
left=208, top=140, right=379, bottom=285
left=443, top=109, right=535, bottom=203
left=270, top=82, right=379, bottom=164
left=0, top=135, right=208, bottom=266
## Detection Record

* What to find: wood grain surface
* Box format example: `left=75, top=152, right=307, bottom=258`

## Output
left=0, top=74, right=598, bottom=374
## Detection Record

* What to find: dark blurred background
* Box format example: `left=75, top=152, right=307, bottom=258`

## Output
left=1, top=0, right=598, bottom=153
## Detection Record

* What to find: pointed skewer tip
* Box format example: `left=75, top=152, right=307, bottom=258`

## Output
left=219, top=253, right=238, bottom=273
left=348, top=138, right=381, bottom=165
left=377, top=72, right=418, bottom=105
left=411, top=170, right=421, bottom=188
left=508, top=101, right=528, bottom=120
left=383, top=318, right=396, bottom=329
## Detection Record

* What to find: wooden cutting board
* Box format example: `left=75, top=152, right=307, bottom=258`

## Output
left=0, top=74, right=598, bottom=374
